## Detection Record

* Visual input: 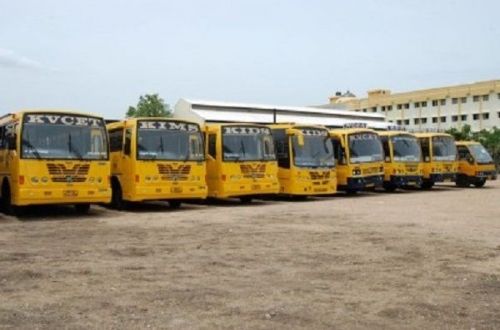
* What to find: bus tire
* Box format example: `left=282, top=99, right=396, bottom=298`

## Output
left=240, top=196, right=253, bottom=204
left=455, top=176, right=469, bottom=188
left=1, top=181, right=14, bottom=215
left=169, top=200, right=182, bottom=209
left=111, top=179, right=125, bottom=210
left=421, top=181, right=434, bottom=190
left=383, top=182, right=397, bottom=192
left=74, top=204, right=91, bottom=214
left=474, top=178, right=486, bottom=188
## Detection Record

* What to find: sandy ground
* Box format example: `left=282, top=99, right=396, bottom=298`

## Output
left=0, top=181, right=499, bottom=329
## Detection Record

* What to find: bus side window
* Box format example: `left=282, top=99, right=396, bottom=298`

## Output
left=0, top=126, right=5, bottom=149
left=272, top=129, right=290, bottom=169
left=331, top=138, right=346, bottom=165
left=6, top=124, right=16, bottom=151
left=419, top=138, right=430, bottom=162
left=381, top=136, right=390, bottom=162
left=109, top=128, right=124, bottom=152
left=124, top=128, right=132, bottom=156
left=457, top=146, right=471, bottom=161
left=208, top=134, right=216, bottom=159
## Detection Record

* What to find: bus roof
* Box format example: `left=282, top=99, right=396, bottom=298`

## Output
left=414, top=132, right=453, bottom=138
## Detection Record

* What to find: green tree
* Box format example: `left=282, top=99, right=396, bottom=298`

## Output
left=126, top=94, right=171, bottom=118
left=445, top=124, right=473, bottom=141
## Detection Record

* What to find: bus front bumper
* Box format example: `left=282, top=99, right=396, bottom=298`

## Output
left=429, top=173, right=456, bottom=183
left=388, top=175, right=423, bottom=187
left=341, top=175, right=383, bottom=191
left=129, top=184, right=208, bottom=202
left=15, top=187, right=111, bottom=206
left=212, top=181, right=279, bottom=198
left=475, top=171, right=497, bottom=180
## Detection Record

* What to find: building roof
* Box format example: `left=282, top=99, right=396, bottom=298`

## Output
left=173, top=98, right=389, bottom=129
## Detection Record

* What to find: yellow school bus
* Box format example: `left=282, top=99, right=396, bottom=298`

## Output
left=0, top=110, right=110, bottom=215
left=204, top=123, right=279, bottom=202
left=415, top=132, right=458, bottom=189
left=329, top=125, right=384, bottom=193
left=378, top=131, right=423, bottom=191
left=269, top=124, right=336, bottom=196
left=106, top=118, right=207, bottom=208
left=455, top=141, right=497, bottom=187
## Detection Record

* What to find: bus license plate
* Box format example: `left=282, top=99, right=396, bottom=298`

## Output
left=171, top=187, right=183, bottom=193
left=63, top=190, right=78, bottom=197
left=314, top=188, right=327, bottom=192
left=251, top=184, right=261, bottom=190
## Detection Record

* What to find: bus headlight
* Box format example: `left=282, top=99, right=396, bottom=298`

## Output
left=153, top=176, right=159, bottom=181
left=97, top=177, right=103, bottom=183
left=31, top=177, right=39, bottom=184
left=146, top=176, right=152, bottom=181
left=352, top=169, right=361, bottom=176
left=88, top=177, right=95, bottom=183
left=41, top=177, right=49, bottom=183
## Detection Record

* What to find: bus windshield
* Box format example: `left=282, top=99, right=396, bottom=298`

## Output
left=137, top=121, right=204, bottom=161
left=469, top=144, right=493, bottom=164
left=292, top=133, right=335, bottom=168
left=21, top=114, right=108, bottom=160
left=348, top=132, right=384, bottom=163
left=222, top=126, right=276, bottom=162
left=432, top=136, right=457, bottom=161
left=391, top=135, right=421, bottom=162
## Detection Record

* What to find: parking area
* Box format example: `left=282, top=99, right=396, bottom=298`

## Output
left=0, top=181, right=499, bottom=329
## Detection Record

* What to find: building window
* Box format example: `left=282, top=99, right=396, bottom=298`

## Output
left=473, top=95, right=480, bottom=102
left=421, top=118, right=428, bottom=124
left=404, top=103, right=410, bottom=109
left=483, top=95, right=489, bottom=101
left=483, top=113, right=490, bottom=120
left=396, top=120, right=402, bottom=125
left=404, top=119, right=410, bottom=125
left=440, top=99, right=446, bottom=106
left=421, top=101, right=427, bottom=107
left=452, top=115, right=458, bottom=122
left=381, top=106, right=386, bottom=111
left=498, top=93, right=500, bottom=100
left=414, top=118, right=420, bottom=124
left=461, top=114, right=467, bottom=121
left=371, top=107, right=377, bottom=112
left=440, top=116, right=446, bottom=123
left=473, top=114, right=479, bottom=120
left=432, top=117, right=438, bottom=123
left=362, top=108, right=367, bottom=112
left=397, top=104, right=402, bottom=110
left=432, top=100, right=438, bottom=107
left=387, top=105, right=392, bottom=111
left=461, top=97, right=467, bottom=103
left=452, top=98, right=458, bottom=104
left=414, top=102, right=420, bottom=108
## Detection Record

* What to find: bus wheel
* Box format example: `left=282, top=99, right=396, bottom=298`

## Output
left=1, top=182, right=15, bottom=215
left=474, top=179, right=486, bottom=188
left=169, top=200, right=182, bottom=209
left=240, top=196, right=253, bottom=204
left=383, top=183, right=397, bottom=192
left=111, top=181, right=125, bottom=210
left=74, top=204, right=91, bottom=214
left=455, top=176, right=469, bottom=188
left=421, top=181, right=434, bottom=190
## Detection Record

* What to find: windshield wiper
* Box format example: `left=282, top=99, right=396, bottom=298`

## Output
left=21, top=138, right=41, bottom=159
left=238, top=140, right=246, bottom=161
left=68, top=133, right=84, bottom=159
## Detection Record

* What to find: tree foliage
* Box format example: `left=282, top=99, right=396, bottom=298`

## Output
left=126, top=94, right=171, bottom=118
left=446, top=124, right=500, bottom=169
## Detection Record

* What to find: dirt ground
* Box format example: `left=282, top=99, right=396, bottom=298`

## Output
left=0, top=181, right=499, bottom=330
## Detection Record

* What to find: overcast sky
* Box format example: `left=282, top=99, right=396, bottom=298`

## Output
left=1, top=0, right=499, bottom=118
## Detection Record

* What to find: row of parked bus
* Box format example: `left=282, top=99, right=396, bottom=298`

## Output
left=0, top=110, right=496, bottom=215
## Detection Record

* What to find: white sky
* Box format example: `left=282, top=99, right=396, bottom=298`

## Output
left=1, top=0, right=499, bottom=118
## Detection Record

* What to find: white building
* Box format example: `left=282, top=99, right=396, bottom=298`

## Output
left=173, top=98, right=390, bottom=129
left=329, top=80, right=500, bottom=132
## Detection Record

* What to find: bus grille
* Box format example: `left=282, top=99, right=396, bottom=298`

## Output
left=157, top=164, right=190, bottom=181
left=47, top=163, right=90, bottom=183
left=240, top=164, right=266, bottom=179
left=405, top=165, right=418, bottom=172
left=362, top=167, right=380, bottom=175
left=309, top=171, right=330, bottom=180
